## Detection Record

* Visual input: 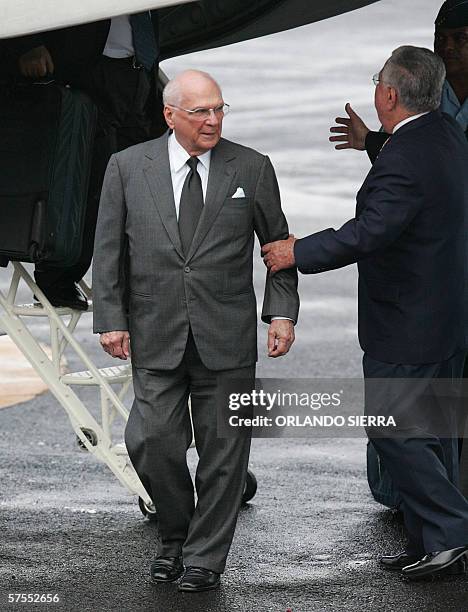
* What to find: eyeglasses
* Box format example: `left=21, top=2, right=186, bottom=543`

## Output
left=372, top=73, right=380, bottom=86
left=168, top=103, right=230, bottom=120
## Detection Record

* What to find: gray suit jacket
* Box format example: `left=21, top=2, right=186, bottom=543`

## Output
left=93, top=132, right=299, bottom=371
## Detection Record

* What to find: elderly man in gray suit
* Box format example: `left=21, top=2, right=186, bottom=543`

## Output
left=92, top=69, right=299, bottom=592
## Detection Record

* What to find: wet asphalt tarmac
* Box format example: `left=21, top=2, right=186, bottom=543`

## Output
left=1, top=378, right=467, bottom=612
left=1, top=0, right=467, bottom=609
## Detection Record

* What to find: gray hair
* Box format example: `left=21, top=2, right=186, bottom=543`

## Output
left=163, top=79, right=183, bottom=106
left=381, top=46, right=446, bottom=113
left=163, top=70, right=221, bottom=106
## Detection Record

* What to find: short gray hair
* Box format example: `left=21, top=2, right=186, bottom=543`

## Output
left=163, top=79, right=183, bottom=106
left=381, top=46, right=446, bottom=113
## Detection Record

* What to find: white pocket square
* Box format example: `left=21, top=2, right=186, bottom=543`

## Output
left=231, top=187, right=246, bottom=198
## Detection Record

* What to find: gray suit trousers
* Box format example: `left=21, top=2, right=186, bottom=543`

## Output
left=125, top=331, right=254, bottom=573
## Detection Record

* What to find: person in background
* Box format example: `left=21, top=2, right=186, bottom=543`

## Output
left=5, top=13, right=161, bottom=310
left=328, top=0, right=468, bottom=497
left=329, top=0, right=468, bottom=156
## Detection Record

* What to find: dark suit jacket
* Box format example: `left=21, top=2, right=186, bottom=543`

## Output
left=3, top=14, right=159, bottom=83
left=294, top=111, right=468, bottom=364
left=93, top=133, right=299, bottom=371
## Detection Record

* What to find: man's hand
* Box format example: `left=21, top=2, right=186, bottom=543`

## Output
left=329, top=103, right=369, bottom=151
left=100, top=331, right=130, bottom=360
left=18, top=45, right=55, bottom=79
left=268, top=319, right=295, bottom=358
left=262, top=234, right=296, bottom=274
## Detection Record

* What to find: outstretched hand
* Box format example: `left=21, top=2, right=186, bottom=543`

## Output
left=329, top=103, right=369, bottom=151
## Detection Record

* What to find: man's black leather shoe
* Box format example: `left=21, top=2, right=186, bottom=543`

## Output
left=150, top=556, right=184, bottom=583
left=178, top=566, right=220, bottom=592
left=380, top=551, right=420, bottom=571
left=402, top=546, right=468, bottom=579
left=36, top=283, right=89, bottom=311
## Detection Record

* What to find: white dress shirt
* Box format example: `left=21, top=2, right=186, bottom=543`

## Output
left=103, top=16, right=134, bottom=59
left=168, top=132, right=211, bottom=220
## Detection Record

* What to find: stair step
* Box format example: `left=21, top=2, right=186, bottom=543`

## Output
left=13, top=302, right=92, bottom=316
left=62, top=364, right=132, bottom=385
left=111, top=442, right=128, bottom=456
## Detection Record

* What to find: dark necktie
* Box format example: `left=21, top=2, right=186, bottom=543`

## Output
left=178, top=157, right=204, bottom=256
left=130, top=12, right=159, bottom=71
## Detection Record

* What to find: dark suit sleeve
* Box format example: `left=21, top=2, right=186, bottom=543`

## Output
left=92, top=154, right=129, bottom=333
left=294, top=152, right=423, bottom=274
left=365, top=130, right=390, bottom=163
left=254, top=156, right=299, bottom=324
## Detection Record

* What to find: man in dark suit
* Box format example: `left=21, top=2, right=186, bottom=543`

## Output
left=329, top=0, right=468, bottom=157
left=263, top=46, right=468, bottom=579
left=93, top=70, right=299, bottom=592
left=328, top=0, right=468, bottom=502
left=4, top=13, right=161, bottom=309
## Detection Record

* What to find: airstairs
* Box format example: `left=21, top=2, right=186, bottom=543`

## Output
left=0, top=261, right=157, bottom=518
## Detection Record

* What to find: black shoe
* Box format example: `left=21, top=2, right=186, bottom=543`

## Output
left=178, top=566, right=220, bottom=592
left=150, top=556, right=184, bottom=583
left=36, top=283, right=88, bottom=311
left=402, top=546, right=468, bottom=580
left=380, top=551, right=421, bottom=571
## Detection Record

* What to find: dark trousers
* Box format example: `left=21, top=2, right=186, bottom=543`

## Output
left=364, top=352, right=468, bottom=556
left=35, top=56, right=158, bottom=290
left=125, top=332, right=254, bottom=573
